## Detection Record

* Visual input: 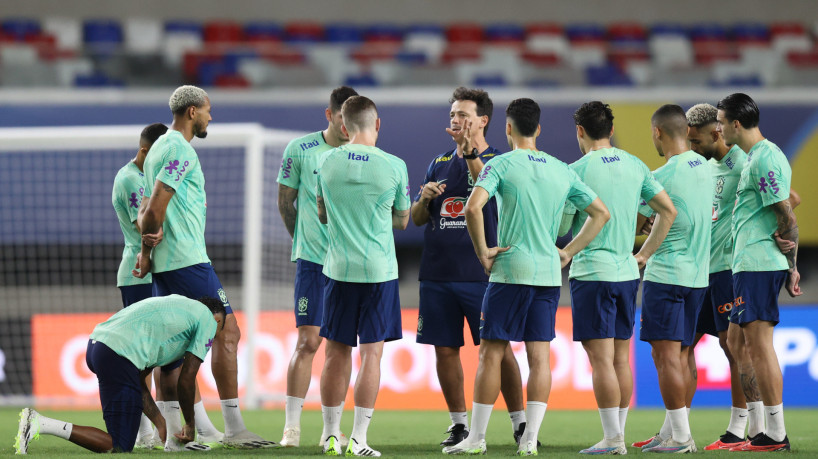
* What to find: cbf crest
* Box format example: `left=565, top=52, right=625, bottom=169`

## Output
left=298, top=297, right=308, bottom=316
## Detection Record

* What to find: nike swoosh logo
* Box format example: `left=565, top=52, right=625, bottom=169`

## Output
left=226, top=404, right=238, bottom=408
left=313, top=170, right=318, bottom=174
left=738, top=310, right=745, bottom=316
left=170, top=406, right=180, bottom=410
left=62, top=424, right=68, bottom=430
left=739, top=415, right=747, bottom=418
left=771, top=411, right=779, bottom=416
left=365, top=415, right=371, bottom=419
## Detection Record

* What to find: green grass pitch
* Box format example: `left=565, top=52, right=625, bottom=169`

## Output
left=2, top=408, right=817, bottom=457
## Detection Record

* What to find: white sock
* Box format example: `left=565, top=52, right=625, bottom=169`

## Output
left=727, top=406, right=749, bottom=438
left=138, top=414, right=154, bottom=439
left=321, top=404, right=343, bottom=442
left=36, top=413, right=72, bottom=440
left=509, top=410, right=526, bottom=432
left=220, top=398, right=246, bottom=436
left=285, top=396, right=305, bottom=430
left=599, top=407, right=620, bottom=440
left=350, top=406, right=374, bottom=446
left=163, top=401, right=183, bottom=447
left=658, top=411, right=672, bottom=440
left=194, top=401, right=221, bottom=438
left=618, top=407, right=629, bottom=437
left=466, top=402, right=494, bottom=443
left=747, top=401, right=765, bottom=438
left=522, top=402, right=547, bottom=445
left=764, top=404, right=786, bottom=442
left=668, top=407, right=691, bottom=442
left=449, top=411, right=468, bottom=427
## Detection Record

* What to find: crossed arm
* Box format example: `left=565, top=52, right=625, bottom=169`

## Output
left=133, top=180, right=174, bottom=278
left=772, top=197, right=801, bottom=297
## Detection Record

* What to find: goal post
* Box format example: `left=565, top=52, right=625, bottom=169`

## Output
left=0, top=123, right=305, bottom=409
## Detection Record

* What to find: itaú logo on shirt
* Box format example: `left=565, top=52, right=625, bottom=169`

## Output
left=440, top=197, right=467, bottom=218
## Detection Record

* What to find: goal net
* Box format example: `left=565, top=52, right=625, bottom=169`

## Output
left=0, top=123, right=305, bottom=408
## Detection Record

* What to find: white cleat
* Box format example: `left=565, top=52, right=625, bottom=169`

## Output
left=164, top=438, right=212, bottom=452
left=345, top=437, right=381, bottom=457
left=442, top=438, right=487, bottom=455
left=320, top=432, right=349, bottom=448
left=222, top=429, right=279, bottom=449
left=323, top=435, right=342, bottom=456
left=280, top=427, right=300, bottom=447
left=197, top=430, right=225, bottom=448
left=14, top=408, right=40, bottom=455
left=517, top=440, right=539, bottom=456
left=579, top=436, right=628, bottom=455
left=642, top=436, right=696, bottom=453
left=134, top=433, right=156, bottom=450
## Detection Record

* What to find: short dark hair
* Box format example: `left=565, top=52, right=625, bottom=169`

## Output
left=341, top=95, right=378, bottom=133
left=450, top=87, right=493, bottom=135
left=329, top=86, right=359, bottom=113
left=506, top=98, right=540, bottom=137
left=573, top=101, right=614, bottom=140
left=197, top=296, right=227, bottom=319
left=717, top=93, right=760, bottom=129
left=140, top=123, right=169, bottom=146
left=651, top=104, right=688, bottom=139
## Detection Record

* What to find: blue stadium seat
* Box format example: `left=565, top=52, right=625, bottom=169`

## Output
left=733, top=23, right=770, bottom=42
left=406, top=24, right=445, bottom=36
left=364, top=24, right=404, bottom=42
left=1, top=19, right=41, bottom=41
left=83, top=20, right=123, bottom=45
left=565, top=23, right=606, bottom=42
left=344, top=74, right=379, bottom=87
left=585, top=64, right=633, bottom=86
left=74, top=72, right=124, bottom=87
left=650, top=23, right=688, bottom=37
left=472, top=74, right=508, bottom=86
left=165, top=20, right=203, bottom=36
left=484, top=23, right=525, bottom=42
left=244, top=22, right=283, bottom=41
left=395, top=50, right=428, bottom=65
left=689, top=23, right=729, bottom=41
left=325, top=23, right=364, bottom=43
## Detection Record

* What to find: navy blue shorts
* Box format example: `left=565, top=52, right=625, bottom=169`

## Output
left=152, top=263, right=232, bottom=314
left=118, top=284, right=153, bottom=308
left=417, top=281, right=487, bottom=347
left=570, top=279, right=639, bottom=341
left=480, top=282, right=559, bottom=342
left=640, top=281, right=706, bottom=346
left=731, top=271, right=787, bottom=326
left=85, top=340, right=142, bottom=453
left=697, top=270, right=734, bottom=336
left=294, top=259, right=327, bottom=327
left=320, top=279, right=402, bottom=347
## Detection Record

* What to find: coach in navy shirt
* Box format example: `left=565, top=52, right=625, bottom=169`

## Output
left=410, top=87, right=527, bottom=447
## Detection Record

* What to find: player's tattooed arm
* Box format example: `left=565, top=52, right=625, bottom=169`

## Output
left=772, top=199, right=798, bottom=270
left=140, top=368, right=166, bottom=443
left=392, top=208, right=410, bottom=230
left=277, top=184, right=298, bottom=238
left=317, top=196, right=328, bottom=224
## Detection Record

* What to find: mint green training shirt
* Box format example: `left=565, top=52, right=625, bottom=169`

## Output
left=639, top=150, right=713, bottom=288
left=709, top=145, right=747, bottom=273
left=317, top=144, right=411, bottom=283
left=112, top=161, right=152, bottom=286
left=142, top=130, right=210, bottom=273
left=476, top=149, right=597, bottom=287
left=90, top=294, right=218, bottom=369
left=277, top=131, right=334, bottom=265
left=565, top=147, right=664, bottom=282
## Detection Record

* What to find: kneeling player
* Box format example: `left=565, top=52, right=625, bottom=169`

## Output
left=15, top=295, right=225, bottom=454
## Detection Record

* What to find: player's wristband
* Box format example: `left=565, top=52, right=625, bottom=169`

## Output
left=463, top=148, right=479, bottom=160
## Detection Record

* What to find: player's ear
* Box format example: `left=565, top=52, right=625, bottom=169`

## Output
left=325, top=108, right=332, bottom=123
left=609, top=125, right=615, bottom=138
left=188, top=105, right=196, bottom=120
left=505, top=121, right=512, bottom=136
left=576, top=125, right=584, bottom=139
left=535, top=124, right=541, bottom=138
left=341, top=123, right=349, bottom=138
left=375, top=118, right=381, bottom=132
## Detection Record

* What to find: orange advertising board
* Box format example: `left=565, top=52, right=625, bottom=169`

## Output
left=32, top=308, right=619, bottom=410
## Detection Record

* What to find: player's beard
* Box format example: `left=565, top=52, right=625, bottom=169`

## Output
left=194, top=120, right=208, bottom=139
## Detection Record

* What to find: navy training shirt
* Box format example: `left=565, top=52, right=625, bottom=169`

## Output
left=416, top=146, right=502, bottom=282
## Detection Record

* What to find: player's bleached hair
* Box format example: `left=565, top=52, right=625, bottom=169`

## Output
left=341, top=96, right=378, bottom=133
left=686, top=103, right=718, bottom=128
left=169, top=85, right=209, bottom=116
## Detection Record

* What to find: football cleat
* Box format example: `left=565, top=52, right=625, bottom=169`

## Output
left=442, top=439, right=487, bottom=455
left=222, top=429, right=279, bottom=449
left=517, top=440, right=539, bottom=456
left=14, top=408, right=40, bottom=455
left=280, top=427, right=300, bottom=447
left=642, top=436, right=695, bottom=453
left=513, top=422, right=542, bottom=447
left=441, top=424, right=469, bottom=447
left=632, top=433, right=658, bottom=448
left=345, top=437, right=381, bottom=457
left=579, top=436, right=628, bottom=455
left=323, top=435, right=342, bottom=456
left=320, top=432, right=350, bottom=448
left=164, top=439, right=212, bottom=452
left=703, top=431, right=745, bottom=451
left=729, top=433, right=790, bottom=452
left=197, top=430, right=225, bottom=448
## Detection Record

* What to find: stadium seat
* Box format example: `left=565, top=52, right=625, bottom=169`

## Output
left=404, top=24, right=446, bottom=64
left=83, top=20, right=123, bottom=54
left=1, top=19, right=41, bottom=41
left=364, top=24, right=404, bottom=43
left=203, top=21, right=243, bottom=43
left=74, top=72, right=124, bottom=87
left=165, top=20, right=203, bottom=36
left=284, top=22, right=325, bottom=43
left=324, top=23, right=364, bottom=43
left=586, top=63, right=633, bottom=86
left=163, top=22, right=204, bottom=67
left=344, top=73, right=379, bottom=87
left=484, top=23, right=525, bottom=45
left=446, top=23, right=484, bottom=43
left=733, top=23, right=770, bottom=44
left=608, top=22, right=647, bottom=42
left=124, top=18, right=163, bottom=55
left=214, top=73, right=250, bottom=88
left=42, top=16, right=82, bottom=52
left=472, top=74, right=508, bottom=86
left=244, top=22, right=284, bottom=42
left=525, top=22, right=569, bottom=58
left=565, top=23, right=606, bottom=44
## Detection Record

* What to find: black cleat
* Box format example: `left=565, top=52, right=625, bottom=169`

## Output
left=513, top=422, right=542, bottom=447
left=730, top=433, right=791, bottom=452
left=440, top=424, right=469, bottom=447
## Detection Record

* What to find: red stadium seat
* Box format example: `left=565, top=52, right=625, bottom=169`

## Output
left=608, top=22, right=647, bottom=41
left=787, top=49, right=818, bottom=66
left=214, top=74, right=250, bottom=87
left=694, top=40, right=739, bottom=64
left=446, top=23, right=484, bottom=43
left=521, top=51, right=561, bottom=66
left=770, top=22, right=806, bottom=37
left=284, top=22, right=325, bottom=42
left=525, top=23, right=563, bottom=37
left=441, top=43, right=482, bottom=63
left=203, top=21, right=243, bottom=43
